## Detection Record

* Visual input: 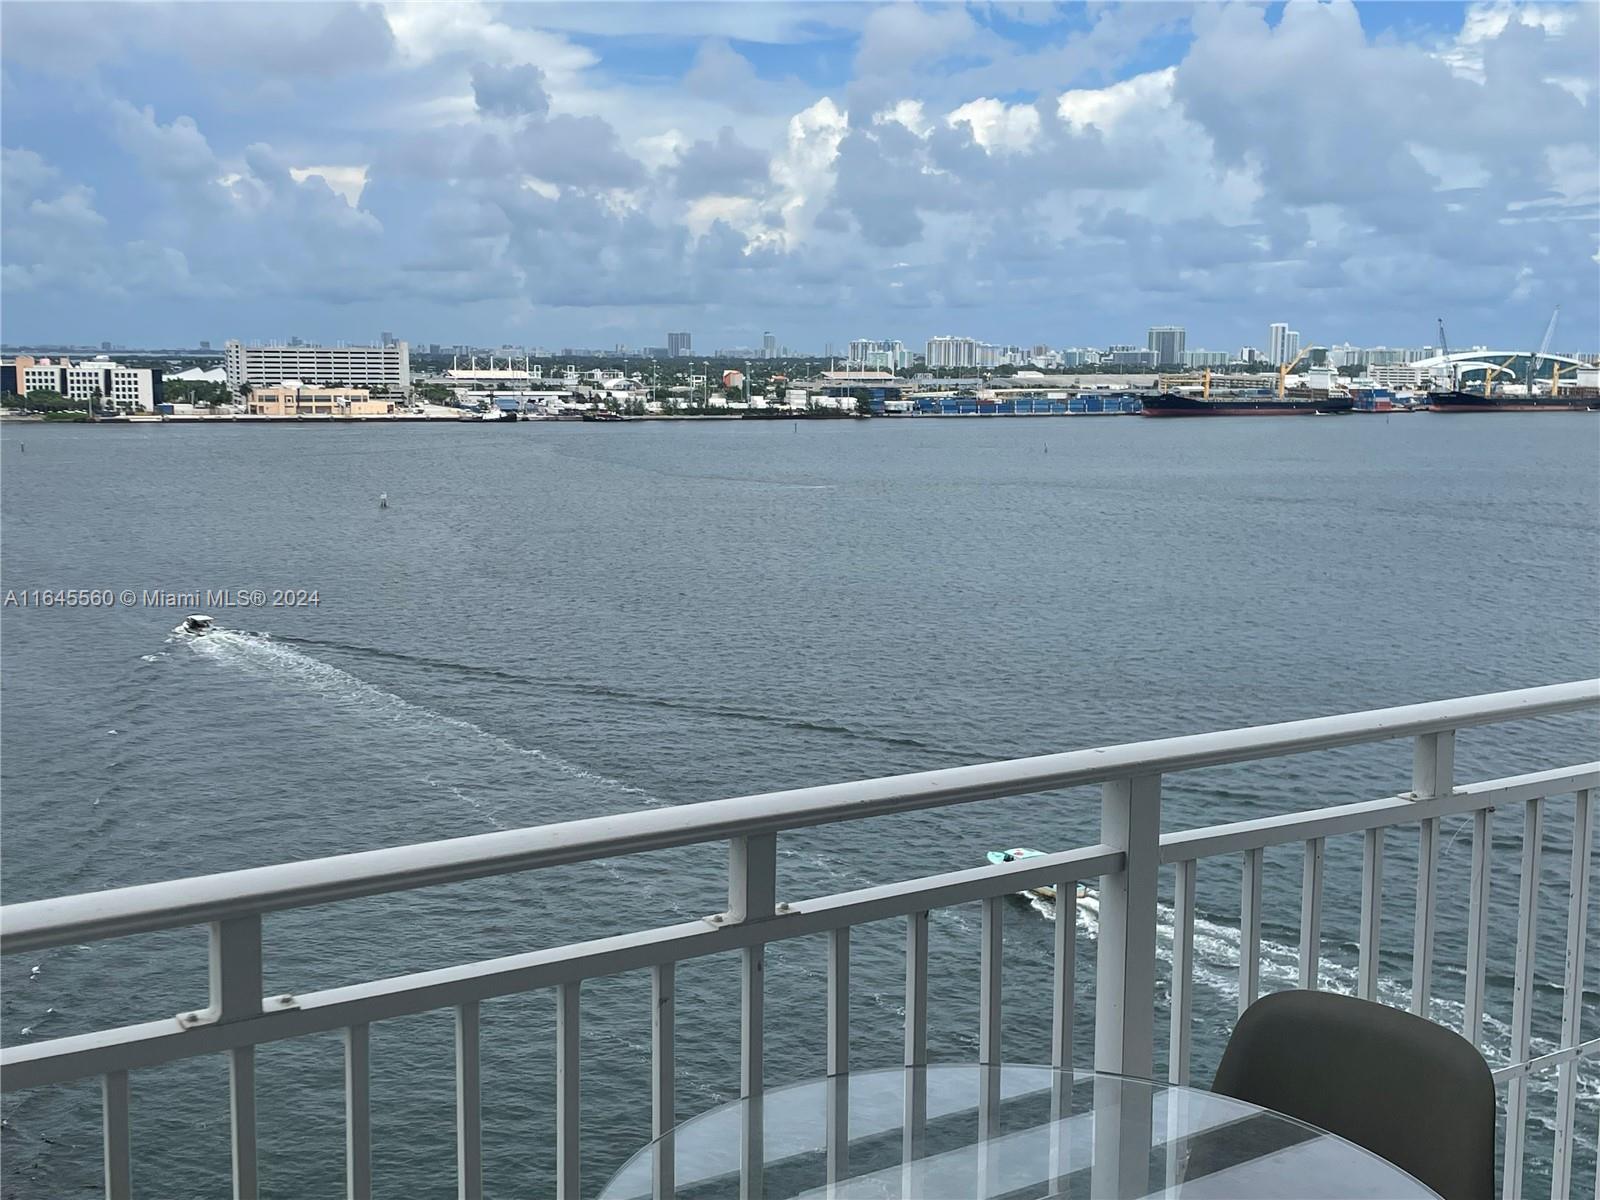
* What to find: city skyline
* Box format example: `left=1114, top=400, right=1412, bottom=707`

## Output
left=2, top=0, right=1596, bottom=350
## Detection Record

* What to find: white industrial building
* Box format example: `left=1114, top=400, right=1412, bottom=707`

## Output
left=224, top=340, right=410, bottom=392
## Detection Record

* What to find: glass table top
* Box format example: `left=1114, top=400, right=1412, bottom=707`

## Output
left=599, top=1065, right=1440, bottom=1200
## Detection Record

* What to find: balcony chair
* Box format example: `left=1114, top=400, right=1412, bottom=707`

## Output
left=1206, top=989, right=1495, bottom=1200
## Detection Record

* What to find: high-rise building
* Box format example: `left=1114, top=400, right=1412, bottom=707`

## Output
left=926, top=336, right=1005, bottom=370
left=1285, top=330, right=1301, bottom=363
left=1268, top=323, right=1290, bottom=365
left=1147, top=326, right=1186, bottom=365
left=848, top=339, right=911, bottom=370
left=667, top=332, right=692, bottom=357
left=381, top=331, right=395, bottom=347
left=224, top=340, right=411, bottom=392
left=762, top=332, right=776, bottom=359
left=199, top=340, right=212, bottom=351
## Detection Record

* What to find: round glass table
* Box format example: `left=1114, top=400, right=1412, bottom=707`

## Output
left=599, top=1064, right=1440, bottom=1199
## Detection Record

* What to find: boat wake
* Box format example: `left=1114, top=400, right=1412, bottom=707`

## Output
left=1023, top=888, right=1594, bottom=1113
left=181, top=626, right=654, bottom=803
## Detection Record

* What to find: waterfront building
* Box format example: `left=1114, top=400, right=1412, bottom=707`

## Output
left=1060, top=348, right=1102, bottom=367
left=667, top=332, right=692, bottom=358
left=224, top=340, right=409, bottom=392
left=1147, top=326, right=1186, bottom=365
left=5, top=355, right=164, bottom=412
left=247, top=384, right=393, bottom=417
left=1182, top=350, right=1230, bottom=368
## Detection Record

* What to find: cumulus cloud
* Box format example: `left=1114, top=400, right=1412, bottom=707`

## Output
left=471, top=63, right=551, bottom=121
left=0, top=0, right=1594, bottom=348
left=673, top=127, right=771, bottom=198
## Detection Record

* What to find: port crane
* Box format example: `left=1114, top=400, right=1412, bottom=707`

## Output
left=1531, top=305, right=1560, bottom=393
left=1276, top=345, right=1321, bottom=398
left=1437, top=318, right=1455, bottom=390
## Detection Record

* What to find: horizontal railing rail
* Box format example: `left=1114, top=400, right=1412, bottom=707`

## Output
left=4, top=679, right=1594, bottom=953
left=2, top=679, right=1596, bottom=1200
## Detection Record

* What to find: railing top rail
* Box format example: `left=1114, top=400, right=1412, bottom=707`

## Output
left=3, top=679, right=1595, bottom=954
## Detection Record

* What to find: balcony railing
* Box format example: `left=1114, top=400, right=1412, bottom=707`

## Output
left=3, top=681, right=1597, bottom=1200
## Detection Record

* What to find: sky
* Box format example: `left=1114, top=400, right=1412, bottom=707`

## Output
left=1, top=1, right=1596, bottom=354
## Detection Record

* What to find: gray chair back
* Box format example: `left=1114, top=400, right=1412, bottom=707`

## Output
left=1210, top=989, right=1494, bottom=1200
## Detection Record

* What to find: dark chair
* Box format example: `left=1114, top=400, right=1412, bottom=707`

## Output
left=1208, top=989, right=1495, bottom=1200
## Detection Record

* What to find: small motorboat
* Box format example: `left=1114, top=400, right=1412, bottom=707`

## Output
left=987, top=847, right=1097, bottom=911
left=181, top=614, right=215, bottom=635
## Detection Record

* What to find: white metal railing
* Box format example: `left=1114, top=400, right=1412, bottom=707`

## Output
left=2, top=680, right=1596, bottom=1200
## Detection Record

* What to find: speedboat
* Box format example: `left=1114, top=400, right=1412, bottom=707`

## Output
left=181, top=614, right=215, bottom=635
left=986, top=847, right=1097, bottom=912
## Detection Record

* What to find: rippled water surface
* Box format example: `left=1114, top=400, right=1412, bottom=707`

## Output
left=2, top=415, right=1597, bottom=1198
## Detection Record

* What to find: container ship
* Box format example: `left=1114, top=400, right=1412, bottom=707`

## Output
left=1140, top=390, right=1352, bottom=417
left=1426, top=389, right=1597, bottom=413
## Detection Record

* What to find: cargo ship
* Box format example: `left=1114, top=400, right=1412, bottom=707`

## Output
left=1426, top=390, right=1597, bottom=413
left=1140, top=391, right=1352, bottom=417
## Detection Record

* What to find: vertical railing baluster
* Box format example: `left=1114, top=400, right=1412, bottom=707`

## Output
left=979, top=895, right=1003, bottom=1066
left=1239, top=848, right=1263, bottom=1015
left=825, top=1073, right=849, bottom=1190
left=1464, top=807, right=1493, bottom=1047
left=902, top=910, right=930, bottom=1192
left=103, top=1070, right=131, bottom=1200
left=202, top=915, right=264, bottom=1200
left=1503, top=799, right=1543, bottom=1200
left=1170, top=859, right=1196, bottom=1085
left=727, top=833, right=776, bottom=1200
left=1095, top=774, right=1161, bottom=1078
left=231, top=1048, right=259, bottom=1200
left=456, top=1002, right=482, bottom=1200
left=1410, top=731, right=1452, bottom=1018
left=729, top=833, right=776, bottom=1098
left=825, top=927, right=850, bottom=1189
left=1357, top=828, right=1384, bottom=1001
left=345, top=1024, right=372, bottom=1200
left=556, top=980, right=581, bottom=1200
left=652, top=963, right=675, bottom=1200
left=1050, top=878, right=1077, bottom=1194
left=826, top=928, right=849, bottom=1077
left=1550, top=789, right=1591, bottom=1200
left=904, top=910, right=929, bottom=1069
left=741, top=945, right=764, bottom=1098
left=1299, top=837, right=1324, bottom=989
left=1051, top=882, right=1076, bottom=1074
